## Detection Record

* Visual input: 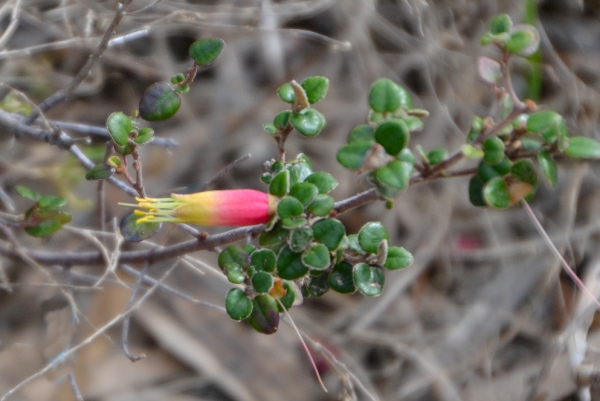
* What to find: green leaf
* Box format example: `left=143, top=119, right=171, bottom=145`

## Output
left=188, top=37, right=225, bottom=66
left=281, top=217, right=308, bottom=229
left=490, top=13, right=512, bottom=34
left=374, top=160, right=412, bottom=191
left=15, top=185, right=40, bottom=201
left=307, top=194, right=334, bottom=217
left=119, top=210, right=161, bottom=242
left=277, top=83, right=295, bottom=104
left=269, top=169, right=290, bottom=197
left=384, top=246, right=413, bottom=270
left=478, top=56, right=502, bottom=84
left=263, top=124, right=277, bottom=136
left=306, top=272, right=330, bottom=297
left=24, top=219, right=63, bottom=237
left=288, top=159, right=313, bottom=185
left=347, top=124, right=375, bottom=144
left=505, top=25, right=540, bottom=56
left=134, top=127, right=154, bottom=145
left=375, top=120, right=409, bottom=156
left=353, top=263, right=384, bottom=297
left=36, top=210, right=71, bottom=224
left=138, top=81, right=181, bottom=121
left=304, top=172, right=338, bottom=194
left=259, top=221, right=289, bottom=247
left=358, top=222, right=389, bottom=254
left=336, top=141, right=373, bottom=170
left=224, top=264, right=245, bottom=284
left=273, top=110, right=291, bottom=130
left=247, top=294, right=280, bottom=335
left=277, top=245, right=309, bottom=280
left=301, top=244, right=331, bottom=270
left=483, top=177, right=511, bottom=209
left=288, top=225, right=314, bottom=253
left=277, top=196, right=304, bottom=219
left=312, top=218, right=346, bottom=251
left=477, top=157, right=512, bottom=183
left=250, top=249, right=277, bottom=272
left=38, top=195, right=66, bottom=209
left=482, top=136, right=505, bottom=165
left=276, top=280, right=298, bottom=311
left=252, top=271, right=274, bottom=294
left=106, top=112, right=132, bottom=146
left=402, top=116, right=424, bottom=132
left=511, top=159, right=538, bottom=187
left=85, top=163, right=116, bottom=181
left=368, top=79, right=411, bottom=112
left=290, top=108, right=326, bottom=137
left=289, top=182, right=319, bottom=206
left=328, top=261, right=356, bottom=294
left=526, top=110, right=560, bottom=133
left=218, top=245, right=250, bottom=272
left=115, top=144, right=132, bottom=156
left=426, top=148, right=448, bottom=166
left=301, top=76, right=329, bottom=104
left=468, top=175, right=487, bottom=207
left=462, top=144, right=484, bottom=159
left=565, top=137, right=600, bottom=159
left=347, top=234, right=366, bottom=255
left=225, top=288, right=252, bottom=321
left=537, top=150, right=557, bottom=187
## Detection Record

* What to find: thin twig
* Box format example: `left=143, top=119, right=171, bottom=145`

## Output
left=67, top=371, right=84, bottom=401
left=121, top=264, right=149, bottom=362
left=0, top=0, right=21, bottom=50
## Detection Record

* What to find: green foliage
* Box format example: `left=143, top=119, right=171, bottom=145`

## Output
left=188, top=38, right=225, bottom=66
left=138, top=81, right=181, bottom=121
left=17, top=186, right=71, bottom=237
left=106, top=112, right=132, bottom=146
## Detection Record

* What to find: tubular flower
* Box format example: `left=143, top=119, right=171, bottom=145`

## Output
left=123, top=189, right=279, bottom=226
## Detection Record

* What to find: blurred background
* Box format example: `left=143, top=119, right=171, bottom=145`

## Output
left=1, top=0, right=600, bottom=400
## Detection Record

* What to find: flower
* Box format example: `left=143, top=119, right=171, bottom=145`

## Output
left=122, top=189, right=278, bottom=226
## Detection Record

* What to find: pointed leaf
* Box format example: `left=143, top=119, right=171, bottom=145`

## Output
left=38, top=195, right=66, bottom=209
left=189, top=38, right=225, bottom=66
left=24, top=219, right=62, bottom=237
left=225, top=288, right=252, bottom=321
left=15, top=185, right=40, bottom=201
left=85, top=163, right=116, bottom=181
left=273, top=110, right=291, bottom=130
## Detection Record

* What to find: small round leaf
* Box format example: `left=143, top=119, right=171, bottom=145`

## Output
left=269, top=169, right=290, bottom=197
left=384, top=246, right=413, bottom=270
left=281, top=217, right=308, bottom=229
left=277, top=83, right=295, bottom=104
left=312, top=218, right=346, bottom=251
left=189, top=38, right=225, bottom=66
left=483, top=136, right=505, bottom=165
left=38, top=195, right=66, bottom=209
left=427, top=148, right=448, bottom=166
left=24, top=219, right=62, bottom=237
left=374, top=160, right=412, bottom=191
left=468, top=175, right=487, bottom=207
left=369, top=78, right=406, bottom=113
left=348, top=124, right=375, bottom=144
left=289, top=159, right=314, bottom=185
left=106, top=112, right=132, bottom=146
left=538, top=150, right=557, bottom=187
left=329, top=261, right=356, bottom=294
left=353, top=263, right=385, bottom=297
left=307, top=194, right=334, bottom=217
left=375, top=120, right=409, bottom=156
left=276, top=280, right=298, bottom=311
left=290, top=182, right=319, bottom=206
left=277, top=245, right=309, bottom=280
left=247, top=294, right=280, bottom=335
left=252, top=271, right=274, bottom=294
left=336, top=141, right=373, bottom=170
left=225, top=288, right=252, bottom=321
left=490, top=14, right=512, bottom=34
left=291, top=108, right=326, bottom=137
left=218, top=245, right=250, bottom=271
left=288, top=225, right=314, bottom=253
left=134, top=127, right=154, bottom=145
left=483, top=177, right=511, bottom=209
left=301, top=244, right=331, bottom=271
left=301, top=76, right=329, bottom=104
left=277, top=195, right=304, bottom=219
left=250, top=249, right=277, bottom=272
left=304, top=172, right=338, bottom=194
left=477, top=158, right=512, bottom=183
left=358, top=222, right=389, bottom=254
left=139, top=81, right=181, bottom=121
left=505, top=25, right=540, bottom=56
left=273, top=110, right=291, bottom=130
left=15, top=185, right=40, bottom=201
left=306, top=272, right=330, bottom=297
